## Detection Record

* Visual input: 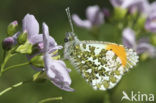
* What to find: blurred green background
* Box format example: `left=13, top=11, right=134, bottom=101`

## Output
left=0, top=0, right=156, bottom=103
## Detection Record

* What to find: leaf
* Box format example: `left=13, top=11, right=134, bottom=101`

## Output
left=16, top=40, right=32, bottom=54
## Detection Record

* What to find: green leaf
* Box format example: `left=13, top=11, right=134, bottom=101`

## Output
left=16, top=40, right=32, bottom=54
left=17, top=31, right=27, bottom=44
left=33, top=71, right=46, bottom=83
left=30, top=54, right=44, bottom=68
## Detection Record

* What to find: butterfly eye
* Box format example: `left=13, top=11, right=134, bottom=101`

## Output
left=64, top=37, right=69, bottom=42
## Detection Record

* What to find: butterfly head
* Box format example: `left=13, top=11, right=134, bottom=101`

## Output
left=64, top=32, right=75, bottom=43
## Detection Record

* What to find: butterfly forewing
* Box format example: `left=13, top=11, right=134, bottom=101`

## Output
left=64, top=40, right=138, bottom=90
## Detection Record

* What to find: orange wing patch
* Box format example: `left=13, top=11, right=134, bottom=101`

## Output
left=106, top=44, right=127, bottom=67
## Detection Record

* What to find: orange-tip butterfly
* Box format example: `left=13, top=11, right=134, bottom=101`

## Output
left=64, top=7, right=139, bottom=91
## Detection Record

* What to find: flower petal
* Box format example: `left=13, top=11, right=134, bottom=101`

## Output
left=29, top=34, right=43, bottom=45
left=149, top=1, right=156, bottom=14
left=110, top=0, right=123, bottom=7
left=138, top=37, right=149, bottom=44
left=122, top=28, right=136, bottom=49
left=46, top=60, right=74, bottom=92
left=22, top=14, right=39, bottom=41
left=137, top=43, right=156, bottom=57
left=72, top=14, right=92, bottom=29
left=145, top=14, right=156, bottom=33
left=42, top=22, right=74, bottom=91
left=86, top=5, right=104, bottom=26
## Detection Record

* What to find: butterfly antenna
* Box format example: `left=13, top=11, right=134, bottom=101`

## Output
left=65, top=7, right=75, bottom=35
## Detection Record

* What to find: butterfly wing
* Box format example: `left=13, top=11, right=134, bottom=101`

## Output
left=64, top=40, right=139, bottom=90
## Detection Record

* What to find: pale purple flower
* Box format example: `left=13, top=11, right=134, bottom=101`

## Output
left=110, top=0, right=149, bottom=15
left=22, top=14, right=62, bottom=72
left=22, top=14, right=43, bottom=45
left=145, top=2, right=156, bottom=33
left=122, top=28, right=156, bottom=58
left=43, top=23, right=74, bottom=92
left=22, top=14, right=62, bottom=52
left=72, top=5, right=104, bottom=29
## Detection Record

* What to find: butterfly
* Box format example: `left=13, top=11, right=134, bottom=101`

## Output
left=64, top=8, right=139, bottom=91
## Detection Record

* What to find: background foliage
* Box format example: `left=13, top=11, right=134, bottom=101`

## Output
left=0, top=0, right=156, bottom=103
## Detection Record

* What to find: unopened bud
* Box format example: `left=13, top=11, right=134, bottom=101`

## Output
left=114, top=7, right=127, bottom=20
left=2, top=37, right=14, bottom=50
left=103, top=8, right=110, bottom=18
left=18, top=30, right=27, bottom=44
left=7, top=20, right=18, bottom=36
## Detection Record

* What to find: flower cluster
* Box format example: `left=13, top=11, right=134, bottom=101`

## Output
left=72, top=5, right=104, bottom=29
left=72, top=1, right=156, bottom=59
left=0, top=0, right=156, bottom=100
left=1, top=14, right=74, bottom=92
left=122, top=28, right=156, bottom=58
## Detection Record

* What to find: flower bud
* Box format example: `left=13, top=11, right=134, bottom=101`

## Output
left=114, top=7, right=127, bottom=20
left=2, top=37, right=14, bottom=50
left=103, top=8, right=110, bottom=18
left=30, top=55, right=44, bottom=68
left=17, top=30, right=27, bottom=44
left=7, top=21, right=18, bottom=36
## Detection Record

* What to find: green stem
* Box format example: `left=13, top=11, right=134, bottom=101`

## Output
left=0, top=51, right=12, bottom=76
left=2, top=51, right=6, bottom=61
left=0, top=79, right=32, bottom=96
left=103, top=91, right=111, bottom=103
left=2, top=62, right=30, bottom=73
left=38, top=97, right=63, bottom=103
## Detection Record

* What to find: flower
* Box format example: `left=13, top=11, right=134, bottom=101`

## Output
left=122, top=27, right=156, bottom=58
left=22, top=14, right=62, bottom=50
left=22, top=14, right=43, bottom=45
left=72, top=5, right=104, bottom=29
left=42, top=23, right=74, bottom=92
left=145, top=2, right=156, bottom=33
left=21, top=14, right=62, bottom=71
left=110, top=0, right=149, bottom=15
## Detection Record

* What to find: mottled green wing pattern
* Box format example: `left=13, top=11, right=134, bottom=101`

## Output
left=64, top=40, right=139, bottom=90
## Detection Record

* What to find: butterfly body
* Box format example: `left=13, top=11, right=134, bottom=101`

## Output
left=64, top=32, right=138, bottom=91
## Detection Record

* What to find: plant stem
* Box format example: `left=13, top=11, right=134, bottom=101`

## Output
left=103, top=91, right=111, bottom=103
left=2, top=51, right=6, bottom=61
left=0, top=51, right=12, bottom=76
left=0, top=79, right=32, bottom=96
left=2, top=62, right=30, bottom=73
left=38, top=97, right=63, bottom=103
